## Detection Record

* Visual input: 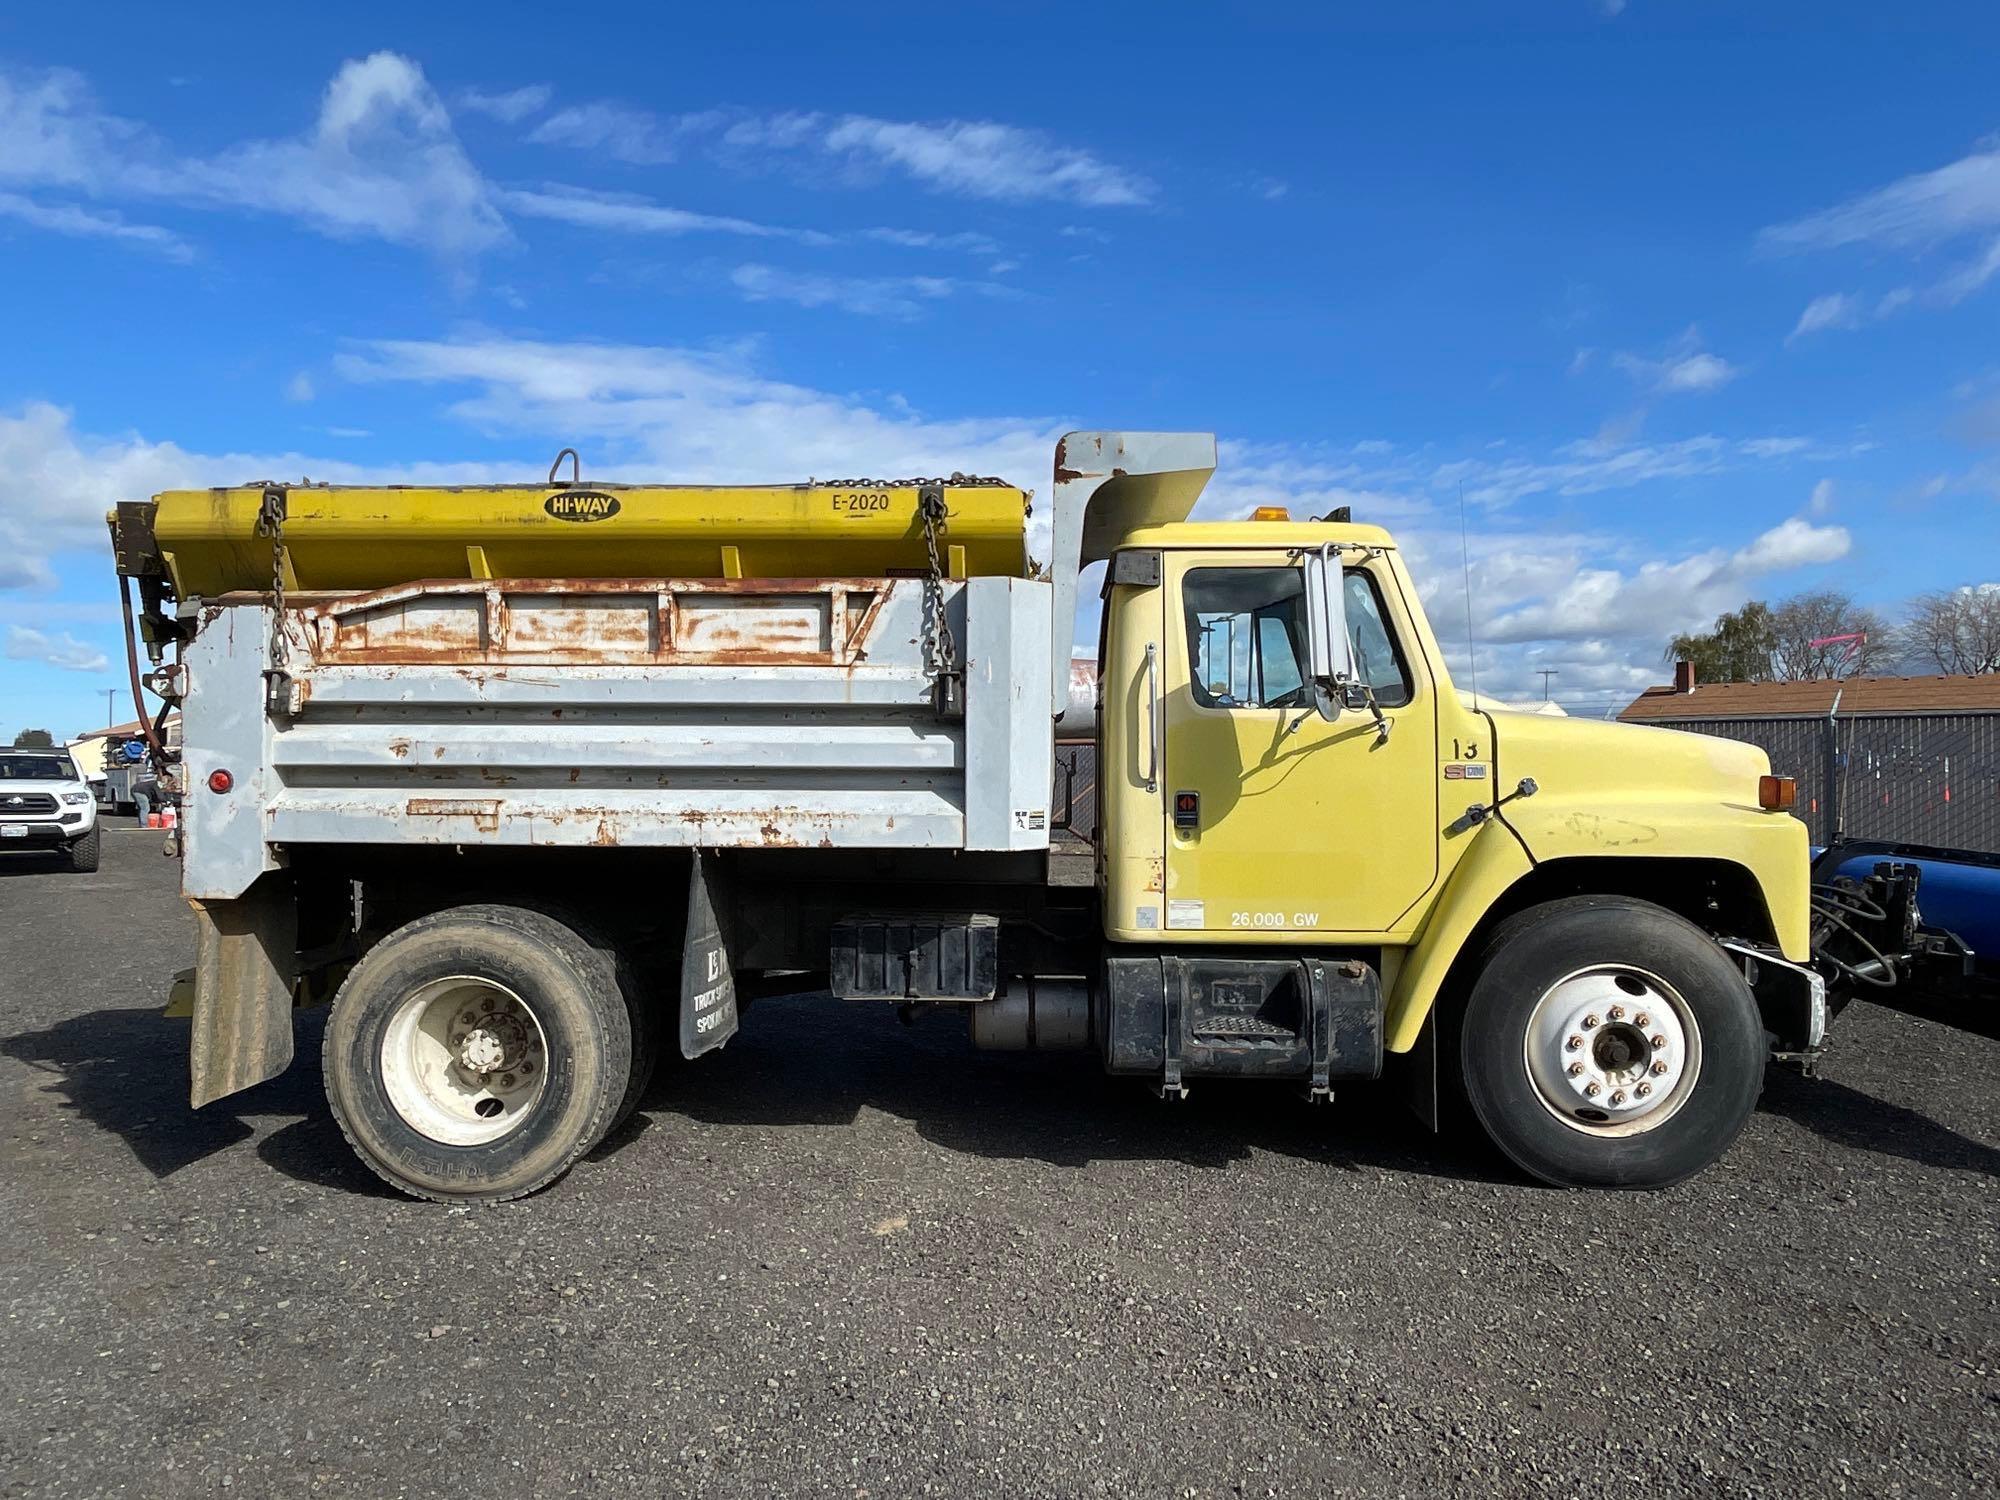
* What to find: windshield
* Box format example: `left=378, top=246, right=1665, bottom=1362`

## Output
left=0, top=753, right=74, bottom=780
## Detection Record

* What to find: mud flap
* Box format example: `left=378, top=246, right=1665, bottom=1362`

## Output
left=679, top=849, right=739, bottom=1059
left=188, top=876, right=298, bottom=1107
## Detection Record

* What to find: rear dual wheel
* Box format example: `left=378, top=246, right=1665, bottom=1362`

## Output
left=324, top=904, right=656, bottom=1203
left=1459, top=896, right=1765, bottom=1189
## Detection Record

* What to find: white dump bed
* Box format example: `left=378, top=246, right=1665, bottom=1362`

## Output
left=179, top=575, right=1052, bottom=899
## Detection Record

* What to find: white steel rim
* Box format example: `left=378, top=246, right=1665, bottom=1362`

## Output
left=1522, top=964, right=1701, bottom=1138
left=379, top=976, right=549, bottom=1146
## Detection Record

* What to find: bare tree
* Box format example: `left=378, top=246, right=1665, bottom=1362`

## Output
left=1899, top=585, right=2000, bottom=675
left=1768, top=591, right=1892, bottom=680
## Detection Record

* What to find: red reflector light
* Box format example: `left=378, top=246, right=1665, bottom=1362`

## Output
left=207, top=769, right=234, bottom=794
left=1758, top=775, right=1796, bottom=811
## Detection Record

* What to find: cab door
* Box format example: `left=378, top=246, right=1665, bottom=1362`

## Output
left=1160, top=550, right=1438, bottom=937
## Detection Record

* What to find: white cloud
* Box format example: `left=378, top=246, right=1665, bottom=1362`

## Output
left=500, top=183, right=830, bottom=243
left=1808, top=477, right=1835, bottom=516
left=529, top=101, right=1154, bottom=207
left=175, top=53, right=506, bottom=257
left=457, top=84, right=550, bottom=124
left=4, top=624, right=107, bottom=673
left=819, top=116, right=1152, bottom=205
left=1658, top=352, right=1736, bottom=393
left=1477, top=517, right=1848, bottom=650
left=527, top=102, right=719, bottom=164
left=0, top=399, right=525, bottom=598
left=329, top=335, right=1065, bottom=557
left=0, top=190, right=192, bottom=260
left=1436, top=434, right=1743, bottom=508
left=285, top=371, right=315, bottom=403
left=1761, top=137, right=2000, bottom=320
left=0, top=54, right=507, bottom=261
left=1933, top=234, right=2000, bottom=305
left=730, top=263, right=1021, bottom=320
left=1789, top=292, right=1862, bottom=342
left=1762, top=138, right=2000, bottom=253
left=1612, top=330, right=1738, bottom=395
left=856, top=226, right=1000, bottom=255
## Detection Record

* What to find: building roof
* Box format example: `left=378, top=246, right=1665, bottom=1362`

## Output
left=73, top=711, right=180, bottom=741
left=1620, top=674, right=2000, bottom=721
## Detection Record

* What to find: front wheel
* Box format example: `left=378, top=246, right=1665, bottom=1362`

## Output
left=1459, top=896, right=1764, bottom=1189
left=63, top=826, right=100, bottom=873
left=323, top=904, right=633, bottom=1202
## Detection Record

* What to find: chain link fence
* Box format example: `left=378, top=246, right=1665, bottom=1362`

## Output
left=1053, top=742, right=1097, bottom=846
left=1649, top=713, right=2000, bottom=855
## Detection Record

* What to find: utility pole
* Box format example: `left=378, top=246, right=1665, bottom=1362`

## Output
left=1538, top=668, right=1559, bottom=702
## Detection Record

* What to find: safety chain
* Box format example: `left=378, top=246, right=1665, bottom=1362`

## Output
left=917, top=481, right=961, bottom=711
left=254, top=485, right=292, bottom=711
left=814, top=472, right=1011, bottom=489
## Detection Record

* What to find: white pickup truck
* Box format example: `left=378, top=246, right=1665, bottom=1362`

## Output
left=0, top=748, right=101, bottom=872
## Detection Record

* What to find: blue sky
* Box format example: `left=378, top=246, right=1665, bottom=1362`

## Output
left=4, top=1, right=1999, bottom=738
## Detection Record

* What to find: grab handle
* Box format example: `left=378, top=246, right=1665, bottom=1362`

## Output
left=1143, top=641, right=1160, bottom=793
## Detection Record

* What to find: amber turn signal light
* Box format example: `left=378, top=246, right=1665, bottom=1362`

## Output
left=1758, top=775, right=1796, bottom=810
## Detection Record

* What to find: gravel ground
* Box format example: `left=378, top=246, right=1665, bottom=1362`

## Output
left=2, top=828, right=1996, bottom=1498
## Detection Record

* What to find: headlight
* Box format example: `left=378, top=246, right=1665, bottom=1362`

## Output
left=61, top=791, right=92, bottom=806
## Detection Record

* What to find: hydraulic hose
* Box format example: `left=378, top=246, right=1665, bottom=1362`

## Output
left=118, top=572, right=168, bottom=766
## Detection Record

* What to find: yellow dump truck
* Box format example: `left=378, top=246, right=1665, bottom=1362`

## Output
left=112, top=432, right=1834, bottom=1200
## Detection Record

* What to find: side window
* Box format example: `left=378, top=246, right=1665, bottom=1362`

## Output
left=1183, top=564, right=1413, bottom=711
left=1344, top=569, right=1412, bottom=708
left=1183, top=568, right=1310, bottom=710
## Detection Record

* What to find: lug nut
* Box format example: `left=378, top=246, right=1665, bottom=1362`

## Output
left=1608, top=1005, right=1626, bottom=1021
left=1609, top=1091, right=1626, bottom=1106
left=1651, top=1060, right=1669, bottom=1076
left=1568, top=1061, right=1585, bottom=1076
left=1635, top=1082, right=1653, bottom=1098
left=499, top=1073, right=515, bottom=1088
left=1650, top=1035, right=1668, bottom=1050
left=1565, top=1035, right=1583, bottom=1051
left=1584, top=1082, right=1601, bottom=1098
left=1634, top=1013, right=1651, bottom=1028
left=1582, top=1014, right=1600, bottom=1030
left=521, top=1060, right=534, bottom=1074
left=482, top=996, right=496, bottom=1012
left=460, top=1012, right=476, bottom=1026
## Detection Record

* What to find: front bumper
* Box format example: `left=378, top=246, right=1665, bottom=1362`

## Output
left=0, top=815, right=90, bottom=848
left=1720, top=939, right=1827, bottom=1058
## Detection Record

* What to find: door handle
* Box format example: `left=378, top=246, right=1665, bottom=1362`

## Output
left=1142, top=641, right=1160, bottom=794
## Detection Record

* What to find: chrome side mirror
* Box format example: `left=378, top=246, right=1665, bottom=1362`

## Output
left=1301, top=544, right=1353, bottom=722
